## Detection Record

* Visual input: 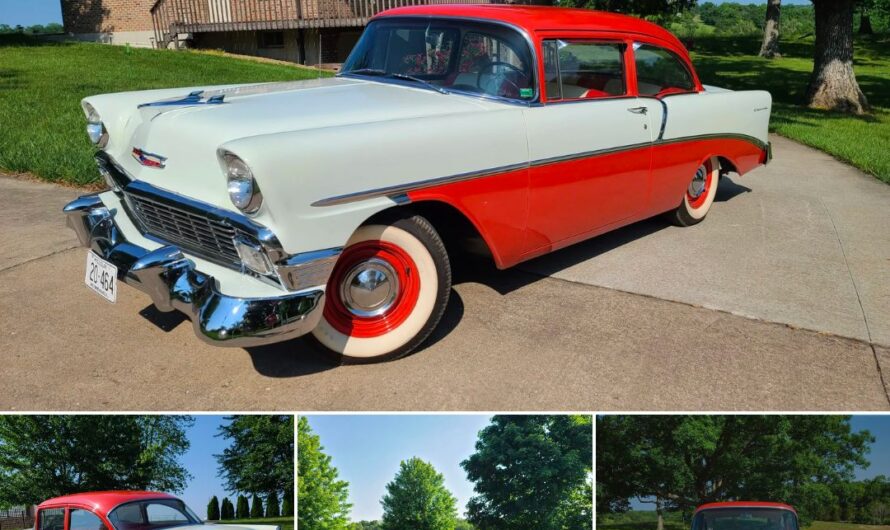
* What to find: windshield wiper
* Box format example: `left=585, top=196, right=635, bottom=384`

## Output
left=386, top=73, right=449, bottom=94
left=343, top=68, right=448, bottom=94
left=346, top=68, right=388, bottom=76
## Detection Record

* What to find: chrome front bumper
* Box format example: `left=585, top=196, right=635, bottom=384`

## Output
left=63, top=194, right=326, bottom=348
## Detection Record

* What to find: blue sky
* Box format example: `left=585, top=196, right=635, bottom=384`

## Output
left=304, top=415, right=493, bottom=522
left=0, top=0, right=62, bottom=26
left=179, top=415, right=230, bottom=514
left=628, top=415, right=890, bottom=510
left=0, top=0, right=813, bottom=27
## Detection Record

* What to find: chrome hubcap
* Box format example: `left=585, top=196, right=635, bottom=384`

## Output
left=688, top=165, right=708, bottom=199
left=340, top=258, right=400, bottom=318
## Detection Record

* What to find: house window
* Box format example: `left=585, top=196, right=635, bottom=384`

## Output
left=258, top=31, right=285, bottom=49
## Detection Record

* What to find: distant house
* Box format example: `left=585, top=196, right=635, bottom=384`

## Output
left=59, top=0, right=553, bottom=66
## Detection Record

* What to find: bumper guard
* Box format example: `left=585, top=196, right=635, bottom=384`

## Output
left=63, top=194, right=326, bottom=348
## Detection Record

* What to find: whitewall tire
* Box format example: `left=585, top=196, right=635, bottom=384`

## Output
left=310, top=215, right=451, bottom=363
left=668, top=156, right=720, bottom=227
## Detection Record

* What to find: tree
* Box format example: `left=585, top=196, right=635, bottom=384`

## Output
left=266, top=491, right=280, bottom=518
left=250, top=496, right=264, bottom=518
left=221, top=497, right=235, bottom=520
left=236, top=495, right=250, bottom=519
left=556, top=0, right=696, bottom=16
left=0, top=415, right=193, bottom=506
left=462, top=415, right=593, bottom=530
left=807, top=0, right=870, bottom=114
left=281, top=494, right=294, bottom=517
left=380, top=458, right=457, bottom=530
left=759, top=0, right=782, bottom=58
left=298, top=417, right=351, bottom=529
left=596, top=416, right=872, bottom=524
left=208, top=497, right=221, bottom=521
left=216, top=416, right=293, bottom=508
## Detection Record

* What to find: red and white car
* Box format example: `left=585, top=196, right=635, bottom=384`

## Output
left=693, top=502, right=799, bottom=530
left=65, top=5, right=771, bottom=363
left=34, top=492, right=278, bottom=530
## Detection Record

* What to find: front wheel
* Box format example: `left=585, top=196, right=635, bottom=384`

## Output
left=666, top=156, right=720, bottom=227
left=310, top=215, right=451, bottom=363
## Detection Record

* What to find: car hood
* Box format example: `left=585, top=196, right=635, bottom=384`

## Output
left=88, top=76, right=495, bottom=209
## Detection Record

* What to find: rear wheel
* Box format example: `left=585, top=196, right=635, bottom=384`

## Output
left=310, top=215, right=451, bottom=363
left=667, top=156, right=720, bottom=227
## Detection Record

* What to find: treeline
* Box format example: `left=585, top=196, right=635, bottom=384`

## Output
left=298, top=415, right=593, bottom=530
left=597, top=416, right=877, bottom=527
left=206, top=493, right=294, bottom=520
left=0, top=24, right=64, bottom=35
left=556, top=1, right=890, bottom=37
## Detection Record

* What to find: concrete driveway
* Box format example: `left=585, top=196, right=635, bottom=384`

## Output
left=1, top=135, right=888, bottom=411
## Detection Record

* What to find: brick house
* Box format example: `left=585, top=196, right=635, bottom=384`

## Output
left=59, top=0, right=553, bottom=65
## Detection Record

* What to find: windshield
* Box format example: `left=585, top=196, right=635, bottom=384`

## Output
left=108, top=499, right=202, bottom=530
left=693, top=508, right=799, bottom=530
left=341, top=17, right=536, bottom=102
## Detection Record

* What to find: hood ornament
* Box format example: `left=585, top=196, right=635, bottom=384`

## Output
left=132, top=148, right=167, bottom=169
left=138, top=90, right=226, bottom=109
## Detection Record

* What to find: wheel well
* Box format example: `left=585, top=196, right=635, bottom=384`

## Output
left=363, top=201, right=495, bottom=264
left=717, top=155, right=738, bottom=176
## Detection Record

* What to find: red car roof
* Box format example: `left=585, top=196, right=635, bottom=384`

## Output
left=695, top=502, right=797, bottom=514
left=38, top=491, right=178, bottom=514
left=376, top=5, right=686, bottom=50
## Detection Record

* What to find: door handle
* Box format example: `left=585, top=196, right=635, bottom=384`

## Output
left=627, top=106, right=648, bottom=115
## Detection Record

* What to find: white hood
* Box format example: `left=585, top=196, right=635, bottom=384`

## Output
left=85, top=76, right=493, bottom=208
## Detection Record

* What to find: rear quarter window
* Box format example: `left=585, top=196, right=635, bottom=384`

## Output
left=633, top=43, right=695, bottom=96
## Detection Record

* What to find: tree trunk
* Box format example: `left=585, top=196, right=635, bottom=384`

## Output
left=859, top=11, right=873, bottom=34
left=759, top=0, right=781, bottom=58
left=656, top=498, right=665, bottom=530
left=806, top=0, right=870, bottom=114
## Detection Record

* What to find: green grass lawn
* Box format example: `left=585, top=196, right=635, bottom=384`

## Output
left=691, top=34, right=890, bottom=184
left=0, top=34, right=330, bottom=186
left=215, top=516, right=294, bottom=530
left=1, top=33, right=888, bottom=186
left=598, top=515, right=890, bottom=530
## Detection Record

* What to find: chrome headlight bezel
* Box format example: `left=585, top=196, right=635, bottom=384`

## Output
left=83, top=102, right=109, bottom=148
left=219, top=150, right=263, bottom=215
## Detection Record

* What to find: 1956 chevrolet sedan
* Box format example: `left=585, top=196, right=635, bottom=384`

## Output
left=64, top=5, right=771, bottom=363
left=35, top=491, right=278, bottom=530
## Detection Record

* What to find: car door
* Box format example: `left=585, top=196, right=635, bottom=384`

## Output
left=523, top=37, right=654, bottom=253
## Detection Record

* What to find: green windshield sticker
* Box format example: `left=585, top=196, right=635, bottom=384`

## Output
left=520, top=88, right=533, bottom=98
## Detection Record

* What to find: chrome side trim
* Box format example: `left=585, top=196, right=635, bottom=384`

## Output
left=529, top=141, right=651, bottom=168
left=311, top=133, right=768, bottom=207
left=63, top=196, right=325, bottom=347
left=310, top=162, right=529, bottom=207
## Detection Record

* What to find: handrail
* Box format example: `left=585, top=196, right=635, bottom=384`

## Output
left=151, top=0, right=498, bottom=49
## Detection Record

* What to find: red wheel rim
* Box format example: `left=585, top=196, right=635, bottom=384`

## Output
left=323, top=240, right=421, bottom=338
left=687, top=160, right=714, bottom=209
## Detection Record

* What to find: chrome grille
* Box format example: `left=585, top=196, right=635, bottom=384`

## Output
left=124, top=192, right=240, bottom=264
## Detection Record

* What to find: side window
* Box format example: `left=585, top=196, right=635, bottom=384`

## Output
left=70, top=511, right=107, bottom=530
left=39, top=509, right=65, bottom=530
left=543, top=39, right=626, bottom=101
left=633, top=43, right=694, bottom=96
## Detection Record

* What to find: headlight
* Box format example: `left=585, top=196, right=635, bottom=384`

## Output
left=220, top=151, right=262, bottom=214
left=83, top=102, right=108, bottom=148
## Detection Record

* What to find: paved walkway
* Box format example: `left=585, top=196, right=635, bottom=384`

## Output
left=0, top=135, right=888, bottom=411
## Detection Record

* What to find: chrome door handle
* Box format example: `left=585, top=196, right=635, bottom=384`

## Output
left=627, top=106, right=648, bottom=115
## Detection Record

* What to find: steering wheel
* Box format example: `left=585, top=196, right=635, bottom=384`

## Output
left=477, top=61, right=528, bottom=96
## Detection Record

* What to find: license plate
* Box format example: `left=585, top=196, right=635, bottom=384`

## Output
left=85, top=251, right=118, bottom=303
